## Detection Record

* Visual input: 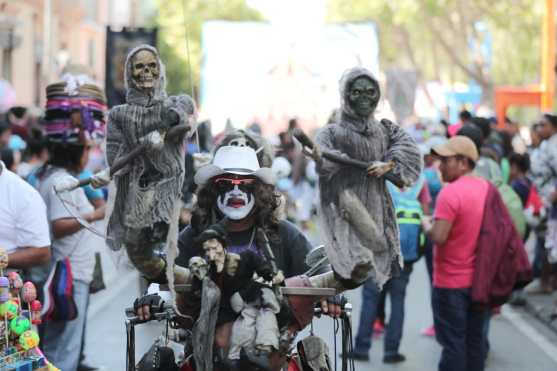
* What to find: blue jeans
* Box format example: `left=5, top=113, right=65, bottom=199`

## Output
left=353, top=265, right=412, bottom=356
left=432, top=287, right=487, bottom=371
left=42, top=280, right=90, bottom=371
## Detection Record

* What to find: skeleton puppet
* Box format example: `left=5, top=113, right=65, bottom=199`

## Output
left=312, top=67, right=422, bottom=289
left=195, top=224, right=284, bottom=369
left=105, top=45, right=196, bottom=283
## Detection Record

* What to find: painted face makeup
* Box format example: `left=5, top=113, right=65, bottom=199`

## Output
left=215, top=177, right=256, bottom=220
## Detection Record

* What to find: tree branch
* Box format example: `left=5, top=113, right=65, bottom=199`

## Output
left=426, top=18, right=488, bottom=86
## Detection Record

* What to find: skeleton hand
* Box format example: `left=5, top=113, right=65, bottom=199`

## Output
left=302, top=144, right=323, bottom=168
left=90, top=169, right=111, bottom=188
left=366, top=160, right=395, bottom=178
left=141, top=131, right=164, bottom=151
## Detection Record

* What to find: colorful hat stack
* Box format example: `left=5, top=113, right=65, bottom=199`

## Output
left=43, top=77, right=107, bottom=144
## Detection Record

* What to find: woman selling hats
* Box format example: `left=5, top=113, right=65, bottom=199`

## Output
left=31, top=78, right=107, bottom=371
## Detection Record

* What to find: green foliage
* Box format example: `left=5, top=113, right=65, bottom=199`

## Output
left=327, top=0, right=544, bottom=93
left=154, top=0, right=263, bottom=97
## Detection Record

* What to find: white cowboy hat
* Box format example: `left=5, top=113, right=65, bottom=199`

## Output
left=194, top=145, right=275, bottom=186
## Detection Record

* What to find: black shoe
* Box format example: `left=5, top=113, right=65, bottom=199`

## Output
left=383, top=354, right=406, bottom=363
left=77, top=365, right=99, bottom=371
left=345, top=351, right=369, bottom=361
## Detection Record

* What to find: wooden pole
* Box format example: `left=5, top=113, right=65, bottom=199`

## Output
left=541, top=0, right=555, bottom=111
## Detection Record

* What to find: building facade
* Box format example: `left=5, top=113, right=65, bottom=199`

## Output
left=0, top=0, right=109, bottom=108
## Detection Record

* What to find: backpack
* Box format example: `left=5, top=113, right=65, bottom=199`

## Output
left=388, top=175, right=425, bottom=263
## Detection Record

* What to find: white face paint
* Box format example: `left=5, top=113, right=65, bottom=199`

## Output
left=217, top=184, right=255, bottom=220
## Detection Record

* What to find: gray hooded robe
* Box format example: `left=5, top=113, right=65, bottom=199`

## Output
left=315, top=67, right=422, bottom=288
left=105, top=45, right=196, bottom=251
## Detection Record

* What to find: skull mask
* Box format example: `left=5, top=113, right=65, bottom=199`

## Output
left=189, top=256, right=209, bottom=281
left=228, top=135, right=249, bottom=147
left=131, top=50, right=160, bottom=92
left=347, top=76, right=380, bottom=119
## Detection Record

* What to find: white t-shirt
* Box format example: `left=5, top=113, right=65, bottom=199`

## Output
left=37, top=167, right=96, bottom=284
left=0, top=161, right=51, bottom=254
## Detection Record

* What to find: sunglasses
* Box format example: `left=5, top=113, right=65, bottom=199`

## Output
left=213, top=177, right=256, bottom=193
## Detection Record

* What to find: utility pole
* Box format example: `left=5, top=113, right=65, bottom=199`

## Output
left=541, top=0, right=555, bottom=110
left=41, top=0, right=52, bottom=96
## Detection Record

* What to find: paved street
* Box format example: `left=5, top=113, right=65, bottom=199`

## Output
left=84, top=243, right=557, bottom=371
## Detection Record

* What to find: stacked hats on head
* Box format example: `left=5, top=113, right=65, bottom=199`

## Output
left=43, top=74, right=107, bottom=145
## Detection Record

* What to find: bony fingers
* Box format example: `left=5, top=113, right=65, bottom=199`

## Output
left=315, top=148, right=322, bottom=159
left=313, top=149, right=323, bottom=163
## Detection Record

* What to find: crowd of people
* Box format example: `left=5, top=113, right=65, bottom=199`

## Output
left=1, top=70, right=557, bottom=371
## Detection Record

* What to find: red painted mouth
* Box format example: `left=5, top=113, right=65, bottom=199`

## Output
left=227, top=198, right=246, bottom=208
